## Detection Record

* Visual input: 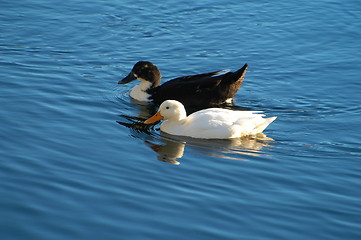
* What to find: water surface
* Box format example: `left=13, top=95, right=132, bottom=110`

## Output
left=1, top=1, right=361, bottom=239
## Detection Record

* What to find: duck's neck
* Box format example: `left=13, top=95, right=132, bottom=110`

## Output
left=168, top=111, right=188, bottom=123
left=130, top=80, right=153, bottom=102
left=161, top=115, right=188, bottom=134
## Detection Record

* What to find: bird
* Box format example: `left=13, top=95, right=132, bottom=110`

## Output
left=118, top=61, right=248, bottom=111
left=143, top=100, right=276, bottom=139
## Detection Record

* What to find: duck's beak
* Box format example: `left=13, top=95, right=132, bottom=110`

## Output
left=118, top=72, right=137, bottom=84
left=144, top=111, right=164, bottom=124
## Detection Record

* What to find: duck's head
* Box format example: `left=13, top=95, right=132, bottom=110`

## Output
left=144, top=100, right=187, bottom=124
left=118, top=61, right=161, bottom=88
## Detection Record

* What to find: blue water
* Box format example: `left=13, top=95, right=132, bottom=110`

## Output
left=1, top=0, right=361, bottom=239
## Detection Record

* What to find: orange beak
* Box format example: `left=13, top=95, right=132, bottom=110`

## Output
left=144, top=111, right=164, bottom=124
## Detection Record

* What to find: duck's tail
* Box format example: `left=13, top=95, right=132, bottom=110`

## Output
left=220, top=63, right=248, bottom=93
left=253, top=116, right=277, bottom=134
left=231, top=63, right=248, bottom=83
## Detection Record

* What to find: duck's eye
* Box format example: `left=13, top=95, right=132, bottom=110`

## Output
left=166, top=106, right=170, bottom=110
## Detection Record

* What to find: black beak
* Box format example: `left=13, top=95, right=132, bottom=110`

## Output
left=118, top=72, right=137, bottom=84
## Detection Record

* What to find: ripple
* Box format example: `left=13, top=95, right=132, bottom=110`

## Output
left=2, top=1, right=361, bottom=239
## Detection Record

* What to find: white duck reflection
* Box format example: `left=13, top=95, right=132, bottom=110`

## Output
left=117, top=100, right=275, bottom=164
left=145, top=138, right=185, bottom=165
left=118, top=119, right=274, bottom=164
left=146, top=132, right=274, bottom=164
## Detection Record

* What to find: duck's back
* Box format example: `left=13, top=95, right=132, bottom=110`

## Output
left=148, top=64, right=248, bottom=110
left=148, top=72, right=223, bottom=109
left=184, top=109, right=268, bottom=139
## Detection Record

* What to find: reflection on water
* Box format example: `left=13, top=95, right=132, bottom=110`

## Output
left=145, top=138, right=185, bottom=165
left=117, top=114, right=275, bottom=165
left=117, top=97, right=275, bottom=164
left=129, top=98, right=157, bottom=118
left=153, top=132, right=274, bottom=164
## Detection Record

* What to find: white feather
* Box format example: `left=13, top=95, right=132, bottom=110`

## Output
left=153, top=100, right=276, bottom=139
left=130, top=80, right=152, bottom=102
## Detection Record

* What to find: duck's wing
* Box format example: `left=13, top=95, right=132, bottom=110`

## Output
left=148, top=64, right=248, bottom=110
left=148, top=73, right=226, bottom=109
left=168, top=70, right=226, bottom=83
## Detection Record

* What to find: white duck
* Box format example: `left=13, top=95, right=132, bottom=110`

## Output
left=144, top=100, right=277, bottom=139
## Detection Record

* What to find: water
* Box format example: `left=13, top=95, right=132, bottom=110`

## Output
left=1, top=0, right=361, bottom=239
